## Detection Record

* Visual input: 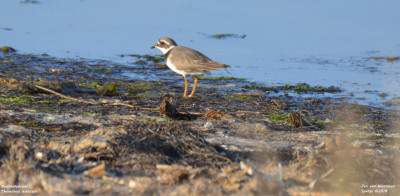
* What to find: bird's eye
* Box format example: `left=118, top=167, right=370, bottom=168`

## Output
left=159, top=41, right=165, bottom=45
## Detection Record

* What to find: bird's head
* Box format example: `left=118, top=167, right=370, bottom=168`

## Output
left=151, top=37, right=177, bottom=54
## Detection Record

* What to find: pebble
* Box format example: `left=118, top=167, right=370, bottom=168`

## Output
left=204, top=121, right=214, bottom=129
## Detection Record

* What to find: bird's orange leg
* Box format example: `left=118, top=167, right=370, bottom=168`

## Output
left=188, top=76, right=198, bottom=97
left=183, top=76, right=188, bottom=97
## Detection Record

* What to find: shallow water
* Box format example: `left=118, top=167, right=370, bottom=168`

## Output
left=1, top=0, right=400, bottom=107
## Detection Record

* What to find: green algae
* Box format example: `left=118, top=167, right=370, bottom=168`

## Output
left=364, top=121, right=387, bottom=129
left=123, top=54, right=164, bottom=63
left=313, top=119, right=328, bottom=129
left=96, top=82, right=118, bottom=96
left=224, top=94, right=254, bottom=101
left=58, top=99, right=71, bottom=104
left=130, top=81, right=163, bottom=90
left=0, top=95, right=32, bottom=103
left=0, top=95, right=53, bottom=104
left=270, top=113, right=287, bottom=121
left=89, top=82, right=101, bottom=88
left=18, top=121, right=43, bottom=127
left=378, top=93, right=389, bottom=98
left=86, top=67, right=114, bottom=74
left=238, top=95, right=253, bottom=101
left=142, top=55, right=162, bottom=63
left=0, top=95, right=57, bottom=112
left=243, top=83, right=341, bottom=93
left=123, top=81, right=164, bottom=96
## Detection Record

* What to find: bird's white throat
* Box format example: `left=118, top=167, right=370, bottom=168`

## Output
left=157, top=45, right=175, bottom=54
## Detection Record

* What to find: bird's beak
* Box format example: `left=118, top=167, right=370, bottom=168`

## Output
left=151, top=45, right=158, bottom=49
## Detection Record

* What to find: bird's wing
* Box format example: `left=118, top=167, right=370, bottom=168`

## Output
left=169, top=46, right=230, bottom=72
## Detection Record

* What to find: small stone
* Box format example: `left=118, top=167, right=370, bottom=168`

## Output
left=129, top=180, right=137, bottom=188
left=204, top=121, right=214, bottom=129
left=76, top=156, right=85, bottom=165
left=159, top=97, right=178, bottom=117
left=240, top=161, right=253, bottom=175
left=86, top=163, right=106, bottom=178
left=35, top=151, right=43, bottom=161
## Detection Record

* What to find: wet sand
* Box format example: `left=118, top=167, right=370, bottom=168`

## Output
left=0, top=51, right=399, bottom=195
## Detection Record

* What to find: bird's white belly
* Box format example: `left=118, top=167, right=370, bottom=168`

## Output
left=166, top=58, right=205, bottom=76
left=166, top=58, right=186, bottom=76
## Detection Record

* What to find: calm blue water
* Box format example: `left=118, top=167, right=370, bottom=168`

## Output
left=1, top=0, right=400, bottom=106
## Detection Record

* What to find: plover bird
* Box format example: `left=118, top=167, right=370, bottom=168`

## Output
left=151, top=37, right=230, bottom=97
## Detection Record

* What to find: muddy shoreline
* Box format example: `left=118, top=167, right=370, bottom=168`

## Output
left=1, top=50, right=399, bottom=195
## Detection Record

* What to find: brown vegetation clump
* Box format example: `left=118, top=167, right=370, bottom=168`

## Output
left=202, top=110, right=225, bottom=120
